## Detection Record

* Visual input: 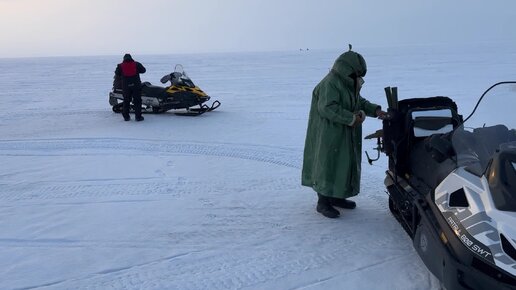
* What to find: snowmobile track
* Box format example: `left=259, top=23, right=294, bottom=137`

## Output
left=0, top=138, right=302, bottom=203
left=27, top=235, right=409, bottom=290
left=0, top=138, right=301, bottom=169
left=0, top=176, right=301, bottom=203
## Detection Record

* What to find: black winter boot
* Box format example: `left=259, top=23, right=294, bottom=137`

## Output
left=135, top=115, right=144, bottom=122
left=316, top=193, right=340, bottom=218
left=329, top=197, right=356, bottom=209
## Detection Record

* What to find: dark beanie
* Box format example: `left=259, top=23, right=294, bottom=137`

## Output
left=123, top=53, right=133, bottom=61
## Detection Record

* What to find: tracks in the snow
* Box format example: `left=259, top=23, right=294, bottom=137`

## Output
left=0, top=138, right=302, bottom=203
left=0, top=138, right=302, bottom=170
left=1, top=138, right=414, bottom=290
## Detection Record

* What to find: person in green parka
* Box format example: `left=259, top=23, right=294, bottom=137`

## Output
left=302, top=47, right=387, bottom=218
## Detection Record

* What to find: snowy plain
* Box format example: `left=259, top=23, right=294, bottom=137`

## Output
left=1, top=43, right=515, bottom=290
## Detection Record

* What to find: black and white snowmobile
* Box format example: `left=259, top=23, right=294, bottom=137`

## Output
left=366, top=82, right=516, bottom=290
left=109, top=64, right=220, bottom=116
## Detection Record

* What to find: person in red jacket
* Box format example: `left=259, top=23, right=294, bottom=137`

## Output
left=115, top=54, right=146, bottom=121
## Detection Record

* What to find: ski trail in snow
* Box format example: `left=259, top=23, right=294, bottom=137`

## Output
left=3, top=189, right=423, bottom=290
left=0, top=147, right=436, bottom=289
left=0, top=176, right=300, bottom=203
left=0, top=138, right=302, bottom=169
left=289, top=255, right=408, bottom=290
left=32, top=234, right=410, bottom=290
left=0, top=138, right=302, bottom=203
left=0, top=139, right=435, bottom=290
left=15, top=251, right=198, bottom=290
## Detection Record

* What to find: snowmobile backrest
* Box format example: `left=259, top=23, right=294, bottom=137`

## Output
left=382, top=96, right=462, bottom=176
left=383, top=96, right=461, bottom=153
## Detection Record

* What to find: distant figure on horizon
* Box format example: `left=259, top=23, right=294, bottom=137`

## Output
left=301, top=46, right=387, bottom=218
left=115, top=54, right=146, bottom=122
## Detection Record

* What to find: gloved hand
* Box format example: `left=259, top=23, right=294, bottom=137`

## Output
left=375, top=108, right=389, bottom=120
left=354, top=110, right=366, bottom=126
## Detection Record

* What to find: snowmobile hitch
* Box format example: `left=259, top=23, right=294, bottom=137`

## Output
left=365, top=129, right=383, bottom=165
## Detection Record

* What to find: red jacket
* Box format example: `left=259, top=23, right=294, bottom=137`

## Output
left=115, top=60, right=146, bottom=88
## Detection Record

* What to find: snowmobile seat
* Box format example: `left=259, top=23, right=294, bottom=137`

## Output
left=451, top=129, right=485, bottom=175
left=473, top=125, right=511, bottom=155
left=450, top=125, right=515, bottom=176
left=424, top=134, right=454, bottom=163
left=141, top=82, right=167, bottom=99
left=470, top=125, right=512, bottom=171
left=410, top=139, right=456, bottom=189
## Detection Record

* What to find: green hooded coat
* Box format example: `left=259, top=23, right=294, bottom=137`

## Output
left=301, top=51, right=380, bottom=198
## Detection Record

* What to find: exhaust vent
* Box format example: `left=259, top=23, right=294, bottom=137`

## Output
left=500, top=234, right=516, bottom=261
left=449, top=188, right=469, bottom=207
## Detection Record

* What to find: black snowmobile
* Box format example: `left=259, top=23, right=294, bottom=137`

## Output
left=109, top=64, right=220, bottom=116
left=365, top=82, right=516, bottom=290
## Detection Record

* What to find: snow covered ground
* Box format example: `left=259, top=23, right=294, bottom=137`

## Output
left=1, top=43, right=515, bottom=290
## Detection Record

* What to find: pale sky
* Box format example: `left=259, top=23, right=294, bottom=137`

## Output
left=1, top=0, right=515, bottom=58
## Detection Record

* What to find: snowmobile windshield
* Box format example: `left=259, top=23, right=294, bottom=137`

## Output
left=452, top=82, right=516, bottom=211
left=174, top=64, right=185, bottom=75
left=452, top=82, right=516, bottom=175
left=160, top=64, right=195, bottom=87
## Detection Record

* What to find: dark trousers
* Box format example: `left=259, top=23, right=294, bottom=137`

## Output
left=122, top=86, right=142, bottom=118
